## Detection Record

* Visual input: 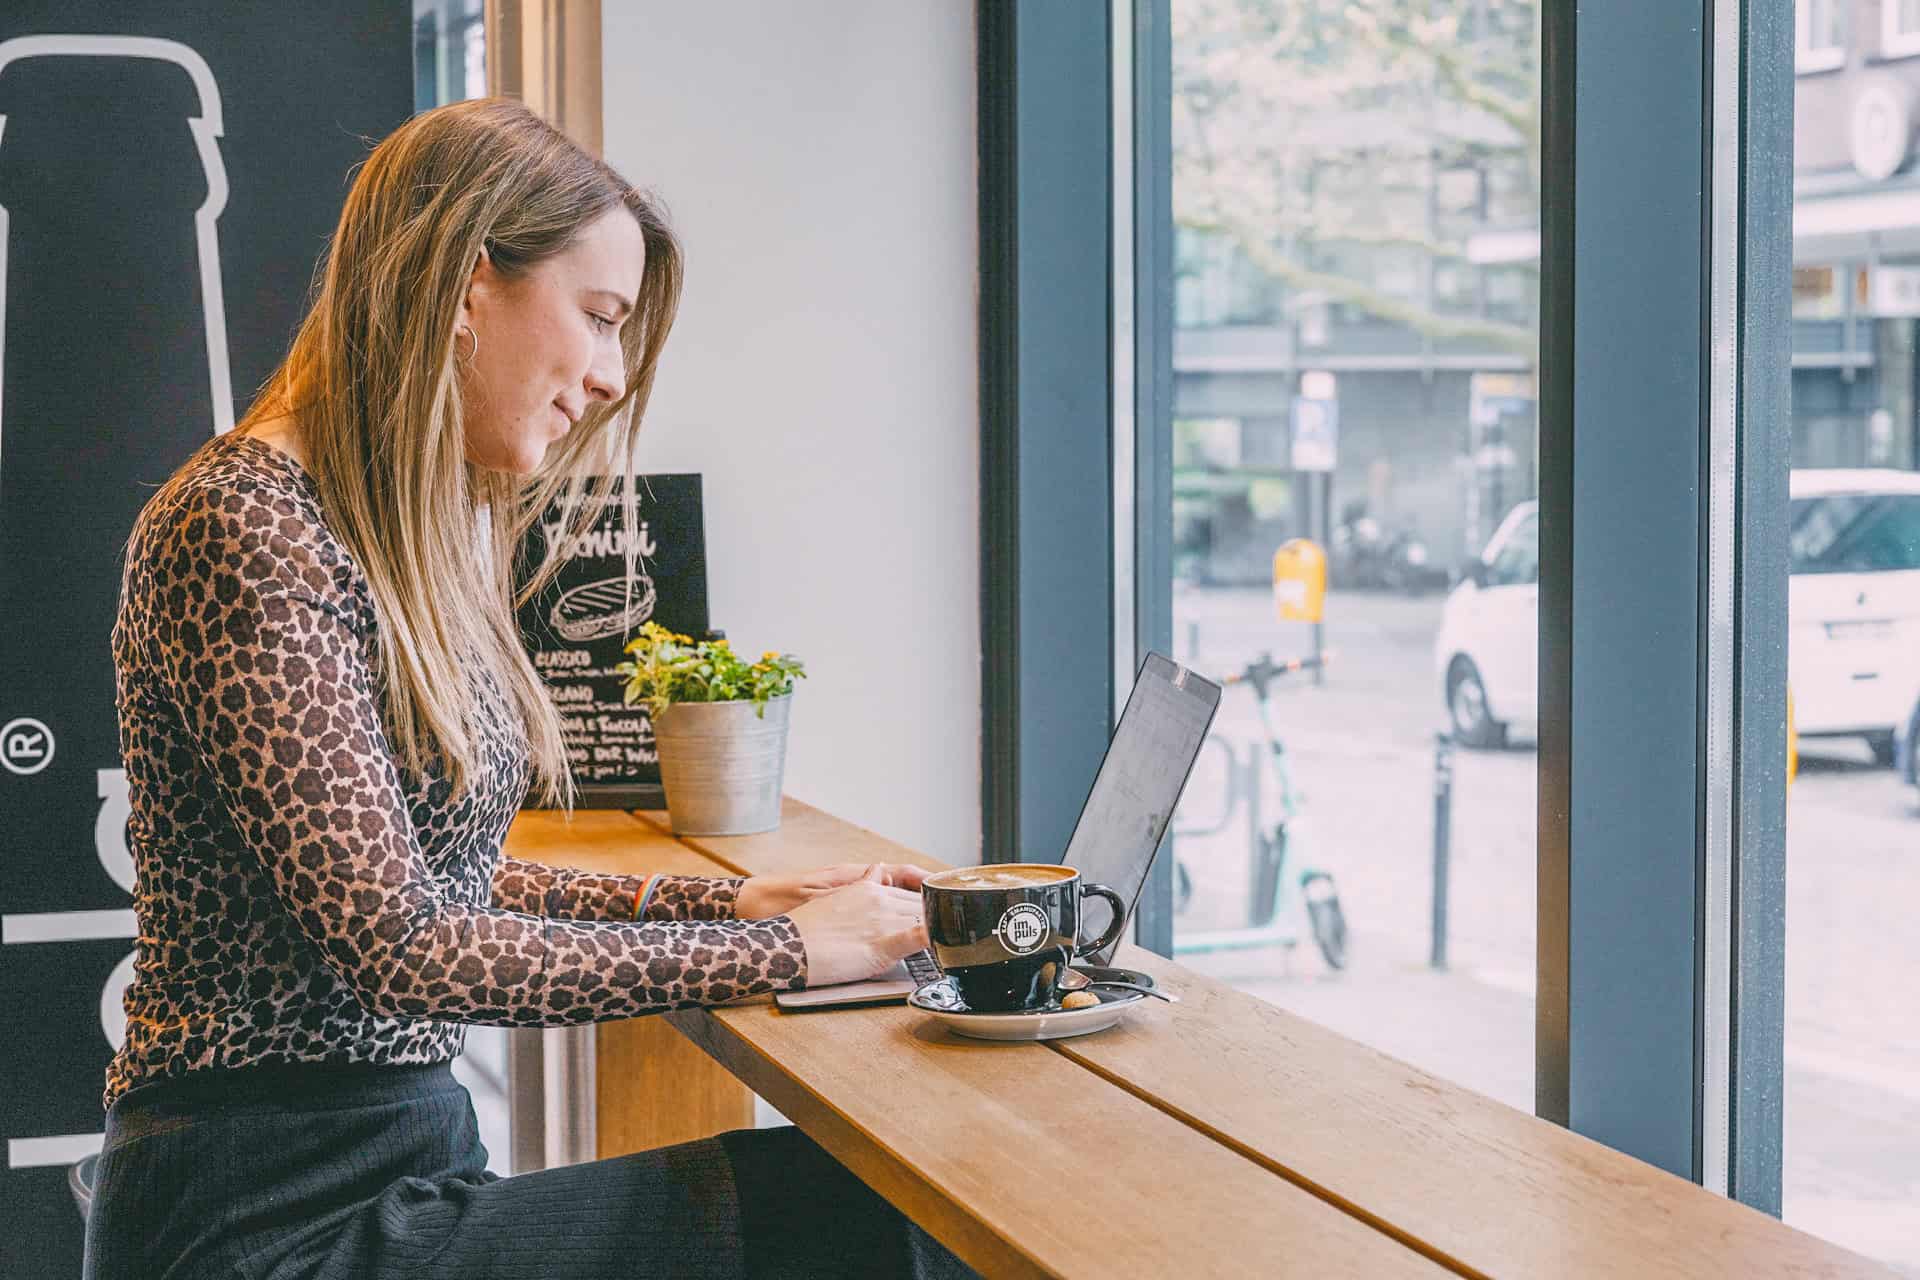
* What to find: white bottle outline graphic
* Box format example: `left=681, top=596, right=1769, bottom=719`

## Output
left=0, top=38, right=235, bottom=1169
left=0, top=34, right=237, bottom=507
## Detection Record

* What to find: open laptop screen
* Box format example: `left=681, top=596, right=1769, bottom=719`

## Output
left=1061, top=652, right=1222, bottom=963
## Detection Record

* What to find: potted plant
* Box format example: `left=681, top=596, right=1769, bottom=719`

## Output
left=617, top=622, right=807, bottom=835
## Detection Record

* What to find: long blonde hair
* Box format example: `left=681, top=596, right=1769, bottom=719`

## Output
left=152, top=98, right=682, bottom=807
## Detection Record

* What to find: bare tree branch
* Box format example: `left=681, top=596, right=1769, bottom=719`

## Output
left=1183, top=213, right=1536, bottom=357
left=1344, top=3, right=1534, bottom=145
left=1172, top=0, right=1541, bottom=355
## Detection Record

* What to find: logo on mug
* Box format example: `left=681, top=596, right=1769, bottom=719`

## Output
left=995, top=903, right=1051, bottom=956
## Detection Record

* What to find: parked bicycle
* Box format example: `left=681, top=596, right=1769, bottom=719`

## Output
left=1172, top=651, right=1349, bottom=970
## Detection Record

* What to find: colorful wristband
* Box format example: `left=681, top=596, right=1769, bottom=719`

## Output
left=633, top=873, right=664, bottom=921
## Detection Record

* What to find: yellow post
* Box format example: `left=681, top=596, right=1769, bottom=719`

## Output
left=1273, top=539, right=1327, bottom=624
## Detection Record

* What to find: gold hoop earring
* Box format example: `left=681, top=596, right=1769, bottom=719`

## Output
left=457, top=326, right=480, bottom=362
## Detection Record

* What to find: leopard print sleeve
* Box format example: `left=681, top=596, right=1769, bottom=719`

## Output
left=151, top=478, right=809, bottom=1023
left=488, top=857, right=646, bottom=920
left=489, top=860, right=744, bottom=922
left=639, top=874, right=744, bottom=921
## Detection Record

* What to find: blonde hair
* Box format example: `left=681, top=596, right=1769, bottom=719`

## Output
left=151, top=98, right=682, bottom=806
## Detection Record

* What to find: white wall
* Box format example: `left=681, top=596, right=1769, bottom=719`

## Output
left=600, top=2, right=980, bottom=866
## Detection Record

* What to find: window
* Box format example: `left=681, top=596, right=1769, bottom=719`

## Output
left=1122, top=0, right=1912, bottom=1265
left=1885, top=0, right=1920, bottom=60
left=1798, top=0, right=1846, bottom=73
left=1164, top=0, right=1539, bottom=1112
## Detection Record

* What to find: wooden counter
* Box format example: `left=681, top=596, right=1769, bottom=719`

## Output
left=507, top=800, right=1895, bottom=1279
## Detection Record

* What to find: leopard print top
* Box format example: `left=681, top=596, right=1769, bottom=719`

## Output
left=103, top=433, right=808, bottom=1109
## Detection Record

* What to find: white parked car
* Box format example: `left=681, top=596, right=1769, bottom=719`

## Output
left=1434, top=471, right=1920, bottom=761
left=1434, top=501, right=1539, bottom=749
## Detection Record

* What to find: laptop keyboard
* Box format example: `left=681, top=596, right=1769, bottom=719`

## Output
left=903, top=949, right=942, bottom=987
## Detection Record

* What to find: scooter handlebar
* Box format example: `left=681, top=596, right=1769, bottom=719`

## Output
left=1221, top=650, right=1337, bottom=687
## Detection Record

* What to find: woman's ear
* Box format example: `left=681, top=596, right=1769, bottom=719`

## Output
left=459, top=244, right=495, bottom=325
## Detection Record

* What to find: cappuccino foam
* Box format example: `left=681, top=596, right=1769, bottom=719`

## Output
left=928, top=864, right=1075, bottom=891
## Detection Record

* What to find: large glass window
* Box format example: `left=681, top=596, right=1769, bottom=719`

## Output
left=1165, top=0, right=1539, bottom=1112
left=1784, top=2, right=1920, bottom=1260
left=1132, top=0, right=1907, bottom=1261
left=1798, top=0, right=1847, bottom=73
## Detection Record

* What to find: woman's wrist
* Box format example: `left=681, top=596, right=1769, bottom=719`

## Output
left=771, top=914, right=808, bottom=989
left=634, top=874, right=747, bottom=922
left=734, top=875, right=777, bottom=921
left=727, top=912, right=807, bottom=994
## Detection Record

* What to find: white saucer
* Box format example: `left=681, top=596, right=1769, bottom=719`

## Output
left=907, top=968, right=1151, bottom=1042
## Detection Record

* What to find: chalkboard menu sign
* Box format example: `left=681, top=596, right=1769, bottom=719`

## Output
left=516, top=474, right=708, bottom=808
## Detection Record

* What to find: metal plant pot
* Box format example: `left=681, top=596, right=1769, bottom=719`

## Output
left=651, top=693, right=792, bottom=835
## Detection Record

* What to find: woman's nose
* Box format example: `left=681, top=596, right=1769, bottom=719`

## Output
left=584, top=344, right=624, bottom=403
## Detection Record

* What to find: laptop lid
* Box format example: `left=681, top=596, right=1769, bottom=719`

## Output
left=1059, top=651, right=1222, bottom=965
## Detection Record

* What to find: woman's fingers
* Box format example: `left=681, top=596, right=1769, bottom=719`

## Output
left=871, top=887, right=924, bottom=918
left=879, top=919, right=932, bottom=958
left=806, top=862, right=934, bottom=892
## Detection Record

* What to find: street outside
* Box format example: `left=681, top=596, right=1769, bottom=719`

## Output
left=1169, top=586, right=1920, bottom=1275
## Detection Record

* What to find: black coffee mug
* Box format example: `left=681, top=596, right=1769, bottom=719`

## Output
left=922, top=864, right=1127, bottom=1012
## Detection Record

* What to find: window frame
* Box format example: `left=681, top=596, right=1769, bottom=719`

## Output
left=977, top=1, right=1120, bottom=880
left=1729, top=0, right=1795, bottom=1209
left=1538, top=0, right=1791, bottom=1206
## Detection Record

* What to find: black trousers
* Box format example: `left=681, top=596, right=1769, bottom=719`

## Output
left=85, top=1060, right=977, bottom=1280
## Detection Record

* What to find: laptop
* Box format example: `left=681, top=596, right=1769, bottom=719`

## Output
left=775, top=652, right=1222, bottom=1010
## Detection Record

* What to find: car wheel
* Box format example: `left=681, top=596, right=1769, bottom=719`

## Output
left=1869, top=731, right=1898, bottom=770
left=1447, top=658, right=1508, bottom=750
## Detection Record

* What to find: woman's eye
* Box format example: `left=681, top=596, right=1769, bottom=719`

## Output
left=589, top=312, right=615, bottom=333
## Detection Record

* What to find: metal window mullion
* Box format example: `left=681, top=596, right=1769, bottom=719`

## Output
left=1545, top=0, right=1789, bottom=1205
left=1128, top=0, right=1176, bottom=959
left=1700, top=0, right=1742, bottom=1197
left=1536, top=0, right=1576, bottom=1131
left=1730, top=0, right=1794, bottom=1217
left=979, top=2, right=1118, bottom=869
left=1542, top=0, right=1708, bottom=1177
left=1112, top=0, right=1136, bottom=725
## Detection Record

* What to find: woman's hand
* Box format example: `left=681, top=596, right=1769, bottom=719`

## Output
left=735, top=862, right=935, bottom=920
left=782, top=865, right=931, bottom=988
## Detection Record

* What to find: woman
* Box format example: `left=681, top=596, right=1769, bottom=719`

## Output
left=86, top=99, right=971, bottom=1280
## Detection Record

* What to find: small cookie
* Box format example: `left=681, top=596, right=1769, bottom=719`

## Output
left=1060, top=991, right=1100, bottom=1010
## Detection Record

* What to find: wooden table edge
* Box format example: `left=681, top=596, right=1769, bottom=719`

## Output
left=627, top=807, right=1047, bottom=1273
left=1046, top=1031, right=1486, bottom=1278
left=666, top=1005, right=1060, bottom=1280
